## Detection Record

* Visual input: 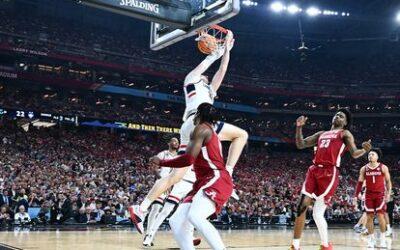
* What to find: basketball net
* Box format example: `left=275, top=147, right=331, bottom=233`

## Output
left=196, top=24, right=228, bottom=54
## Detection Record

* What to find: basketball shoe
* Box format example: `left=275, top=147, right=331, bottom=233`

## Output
left=128, top=205, right=145, bottom=234
left=320, top=243, right=333, bottom=250
left=289, top=245, right=300, bottom=250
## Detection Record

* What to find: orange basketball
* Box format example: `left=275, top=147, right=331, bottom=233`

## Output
left=197, top=34, right=218, bottom=54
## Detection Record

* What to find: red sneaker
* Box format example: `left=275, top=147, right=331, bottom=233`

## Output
left=193, top=237, right=201, bottom=246
left=128, top=205, right=145, bottom=234
left=320, top=243, right=333, bottom=250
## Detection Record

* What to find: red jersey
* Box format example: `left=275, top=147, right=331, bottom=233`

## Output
left=193, top=124, right=226, bottom=178
left=185, top=123, right=232, bottom=214
left=313, top=130, right=347, bottom=167
left=364, top=163, right=386, bottom=194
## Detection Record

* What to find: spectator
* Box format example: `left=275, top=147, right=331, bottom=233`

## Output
left=14, top=205, right=31, bottom=225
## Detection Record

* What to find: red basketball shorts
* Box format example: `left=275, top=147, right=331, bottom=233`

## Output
left=301, top=165, right=340, bottom=204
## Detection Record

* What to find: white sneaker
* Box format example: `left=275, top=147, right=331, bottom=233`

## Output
left=386, top=228, right=393, bottom=237
left=128, top=205, right=146, bottom=234
left=143, top=233, right=154, bottom=247
left=380, top=238, right=387, bottom=248
left=367, top=238, right=375, bottom=248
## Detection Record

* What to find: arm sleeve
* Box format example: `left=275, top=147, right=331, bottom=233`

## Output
left=160, top=153, right=195, bottom=168
left=355, top=181, right=363, bottom=197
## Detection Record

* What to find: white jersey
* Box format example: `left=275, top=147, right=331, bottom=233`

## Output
left=156, top=150, right=176, bottom=178
left=183, top=74, right=216, bottom=121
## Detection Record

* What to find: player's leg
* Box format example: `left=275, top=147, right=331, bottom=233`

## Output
left=366, top=212, right=375, bottom=248
left=187, top=191, right=226, bottom=250
left=169, top=203, right=195, bottom=250
left=146, top=202, right=163, bottom=234
left=146, top=202, right=175, bottom=241
left=291, top=194, right=314, bottom=249
left=312, top=199, right=329, bottom=248
left=129, top=168, right=189, bottom=234
left=386, top=201, right=394, bottom=236
left=291, top=165, right=317, bottom=250
left=312, top=166, right=339, bottom=249
left=217, top=122, right=248, bottom=173
left=377, top=211, right=387, bottom=247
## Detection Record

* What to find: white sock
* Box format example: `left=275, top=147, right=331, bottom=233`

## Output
left=292, top=239, right=300, bottom=249
left=380, top=232, right=386, bottom=240
left=387, top=224, right=391, bottom=230
left=146, top=203, right=162, bottom=234
left=169, top=203, right=195, bottom=250
left=150, top=202, right=175, bottom=234
left=140, top=198, right=152, bottom=212
left=188, top=191, right=225, bottom=250
left=313, top=199, right=329, bottom=247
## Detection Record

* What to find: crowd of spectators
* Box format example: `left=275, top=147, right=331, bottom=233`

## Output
left=1, top=83, right=399, bottom=142
left=1, top=9, right=400, bottom=96
left=0, top=119, right=399, bottom=228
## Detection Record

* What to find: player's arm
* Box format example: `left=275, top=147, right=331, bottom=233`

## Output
left=295, top=115, right=323, bottom=149
left=154, top=125, right=212, bottom=168
left=355, top=166, right=366, bottom=198
left=383, top=165, right=392, bottom=202
left=210, top=30, right=234, bottom=93
left=184, top=47, right=225, bottom=85
left=342, top=130, right=371, bottom=159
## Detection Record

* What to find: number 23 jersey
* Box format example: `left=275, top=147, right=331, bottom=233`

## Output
left=313, top=129, right=348, bottom=167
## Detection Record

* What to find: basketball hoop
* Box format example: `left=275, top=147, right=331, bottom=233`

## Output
left=196, top=25, right=228, bottom=54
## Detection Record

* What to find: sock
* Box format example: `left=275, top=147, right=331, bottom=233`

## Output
left=387, top=224, right=391, bottom=230
left=140, top=198, right=152, bottom=212
left=150, top=202, right=175, bottom=233
left=292, top=239, right=300, bottom=249
left=226, top=165, right=234, bottom=176
left=380, top=232, right=386, bottom=240
left=146, top=203, right=162, bottom=234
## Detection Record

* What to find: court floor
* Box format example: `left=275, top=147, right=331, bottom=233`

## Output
left=0, top=226, right=397, bottom=250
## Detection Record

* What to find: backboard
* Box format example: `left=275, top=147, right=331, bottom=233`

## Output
left=150, top=0, right=240, bottom=50
left=77, top=0, right=240, bottom=50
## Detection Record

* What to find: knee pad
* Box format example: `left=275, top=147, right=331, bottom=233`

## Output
left=296, top=196, right=309, bottom=217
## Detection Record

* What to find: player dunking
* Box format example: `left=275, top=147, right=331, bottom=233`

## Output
left=129, top=30, right=248, bottom=240
left=354, top=148, right=392, bottom=248
left=143, top=137, right=178, bottom=247
left=151, top=103, right=235, bottom=250
left=290, top=109, right=372, bottom=250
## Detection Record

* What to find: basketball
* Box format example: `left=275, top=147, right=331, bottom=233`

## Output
left=197, top=33, right=218, bottom=54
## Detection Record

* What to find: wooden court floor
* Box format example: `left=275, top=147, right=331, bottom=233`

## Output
left=0, top=226, right=397, bottom=250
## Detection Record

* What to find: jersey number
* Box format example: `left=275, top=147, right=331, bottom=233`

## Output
left=319, top=139, right=331, bottom=148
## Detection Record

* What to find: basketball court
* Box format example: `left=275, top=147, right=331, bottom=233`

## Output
left=0, top=226, right=397, bottom=249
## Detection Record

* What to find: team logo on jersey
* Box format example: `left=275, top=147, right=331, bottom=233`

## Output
left=204, top=190, right=217, bottom=200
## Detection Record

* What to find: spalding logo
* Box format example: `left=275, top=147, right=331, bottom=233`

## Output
left=119, top=0, right=160, bottom=14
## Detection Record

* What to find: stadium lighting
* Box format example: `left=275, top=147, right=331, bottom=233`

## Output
left=287, top=4, right=301, bottom=14
left=396, top=12, right=400, bottom=23
left=242, top=0, right=258, bottom=7
left=270, top=2, right=285, bottom=12
left=306, top=7, right=321, bottom=17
